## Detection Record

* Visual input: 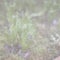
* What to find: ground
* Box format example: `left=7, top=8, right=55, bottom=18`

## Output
left=0, top=0, right=60, bottom=60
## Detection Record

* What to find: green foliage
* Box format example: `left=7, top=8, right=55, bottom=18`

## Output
left=5, top=1, right=36, bottom=50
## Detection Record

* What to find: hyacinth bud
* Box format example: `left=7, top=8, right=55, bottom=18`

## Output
left=12, top=43, right=22, bottom=54
left=4, top=44, right=13, bottom=53
left=4, top=43, right=22, bottom=54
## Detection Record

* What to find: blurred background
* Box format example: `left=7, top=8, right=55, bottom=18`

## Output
left=0, top=0, right=60, bottom=60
